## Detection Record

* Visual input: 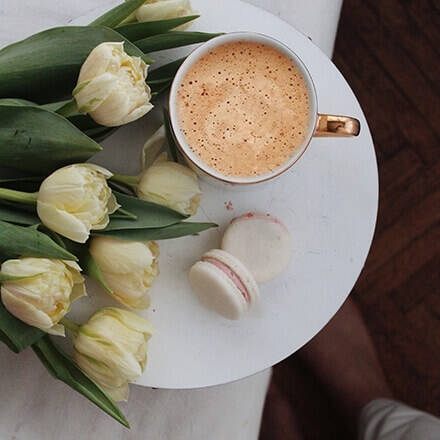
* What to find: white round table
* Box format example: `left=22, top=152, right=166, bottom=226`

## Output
left=68, top=0, right=378, bottom=390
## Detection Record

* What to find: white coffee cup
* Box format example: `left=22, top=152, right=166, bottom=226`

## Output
left=168, top=32, right=360, bottom=187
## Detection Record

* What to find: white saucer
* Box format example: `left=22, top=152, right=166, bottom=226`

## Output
left=70, top=0, right=378, bottom=389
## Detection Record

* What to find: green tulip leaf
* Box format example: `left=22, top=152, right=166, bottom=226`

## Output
left=62, top=239, right=113, bottom=295
left=40, top=99, right=72, bottom=113
left=148, top=57, right=186, bottom=82
left=0, top=301, right=45, bottom=353
left=90, top=0, right=146, bottom=29
left=147, top=78, right=174, bottom=85
left=0, top=220, right=77, bottom=261
left=0, top=176, right=43, bottom=185
left=49, top=112, right=117, bottom=143
left=0, top=105, right=101, bottom=174
left=32, top=335, right=130, bottom=428
left=147, top=58, right=186, bottom=95
left=53, top=99, right=82, bottom=119
left=0, top=174, right=43, bottom=193
left=0, top=203, right=39, bottom=225
left=0, top=26, right=151, bottom=103
left=150, top=81, right=172, bottom=96
left=86, top=126, right=118, bottom=143
left=0, top=330, right=17, bottom=352
left=82, top=251, right=114, bottom=295
left=135, top=31, right=222, bottom=54
left=0, top=98, right=39, bottom=107
left=105, top=191, right=185, bottom=231
left=0, top=176, right=44, bottom=194
left=0, top=99, right=93, bottom=159
left=117, top=15, right=200, bottom=40
left=94, top=221, right=217, bottom=241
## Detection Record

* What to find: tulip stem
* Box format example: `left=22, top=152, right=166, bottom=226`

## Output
left=111, top=174, right=140, bottom=192
left=0, top=188, right=38, bottom=204
left=56, top=99, right=81, bottom=118
left=61, top=317, right=80, bottom=337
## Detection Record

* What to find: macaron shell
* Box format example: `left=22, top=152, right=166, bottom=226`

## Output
left=221, top=214, right=292, bottom=283
left=202, top=249, right=259, bottom=306
left=189, top=261, right=249, bottom=320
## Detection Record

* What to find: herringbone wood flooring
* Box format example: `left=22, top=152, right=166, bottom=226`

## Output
left=260, top=1, right=440, bottom=438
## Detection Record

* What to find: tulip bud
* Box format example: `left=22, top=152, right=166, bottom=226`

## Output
left=89, top=236, right=159, bottom=310
left=137, top=153, right=201, bottom=216
left=73, top=307, right=154, bottom=401
left=1, top=258, right=86, bottom=335
left=135, top=0, right=195, bottom=30
left=73, top=42, right=153, bottom=127
left=37, top=164, right=119, bottom=244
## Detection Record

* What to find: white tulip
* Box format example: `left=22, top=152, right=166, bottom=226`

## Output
left=89, top=236, right=159, bottom=310
left=136, top=0, right=195, bottom=30
left=137, top=152, right=201, bottom=216
left=73, top=42, right=153, bottom=127
left=73, top=307, right=154, bottom=401
left=37, top=164, right=119, bottom=244
left=1, top=258, right=85, bottom=335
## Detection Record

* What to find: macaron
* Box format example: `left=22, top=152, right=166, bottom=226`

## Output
left=221, top=213, right=292, bottom=283
left=189, top=249, right=259, bottom=320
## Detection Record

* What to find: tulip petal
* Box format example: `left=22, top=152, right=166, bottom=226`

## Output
left=78, top=42, right=125, bottom=82
left=37, top=200, right=91, bottom=243
left=101, top=307, right=155, bottom=337
left=120, top=102, right=154, bottom=126
left=37, top=164, right=116, bottom=243
left=72, top=308, right=153, bottom=401
left=117, top=293, right=151, bottom=311
left=74, top=350, right=122, bottom=384
left=70, top=283, right=87, bottom=302
left=90, top=237, right=154, bottom=273
left=47, top=323, right=66, bottom=336
left=76, top=331, right=143, bottom=379
left=73, top=42, right=152, bottom=127
left=141, top=125, right=167, bottom=169
left=90, top=214, right=111, bottom=231
left=63, top=260, right=83, bottom=273
left=104, top=383, right=129, bottom=402
left=1, top=257, right=86, bottom=336
left=103, top=272, right=151, bottom=309
left=107, top=193, right=121, bottom=215
left=82, top=163, right=114, bottom=179
left=1, top=259, right=45, bottom=278
left=137, top=159, right=201, bottom=216
left=136, top=0, right=195, bottom=28
left=74, top=73, right=119, bottom=113
left=1, top=288, right=56, bottom=332
left=89, top=237, right=158, bottom=309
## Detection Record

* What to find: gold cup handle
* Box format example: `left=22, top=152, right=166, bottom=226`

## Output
left=314, top=114, right=360, bottom=137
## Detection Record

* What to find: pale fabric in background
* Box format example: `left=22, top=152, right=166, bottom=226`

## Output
left=359, top=399, right=440, bottom=440
left=0, top=0, right=343, bottom=57
left=0, top=1, right=342, bottom=439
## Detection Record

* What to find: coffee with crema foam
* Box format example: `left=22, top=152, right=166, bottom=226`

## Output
left=177, top=41, right=311, bottom=178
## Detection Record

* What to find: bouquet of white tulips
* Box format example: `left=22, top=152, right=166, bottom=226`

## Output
left=0, top=0, right=220, bottom=428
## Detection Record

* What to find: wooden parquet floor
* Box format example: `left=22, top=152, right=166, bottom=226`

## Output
left=260, top=0, right=440, bottom=438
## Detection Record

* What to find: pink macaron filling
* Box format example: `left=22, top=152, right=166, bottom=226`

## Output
left=201, top=257, right=251, bottom=303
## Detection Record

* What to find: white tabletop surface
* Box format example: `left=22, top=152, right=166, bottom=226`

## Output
left=0, top=1, right=347, bottom=439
